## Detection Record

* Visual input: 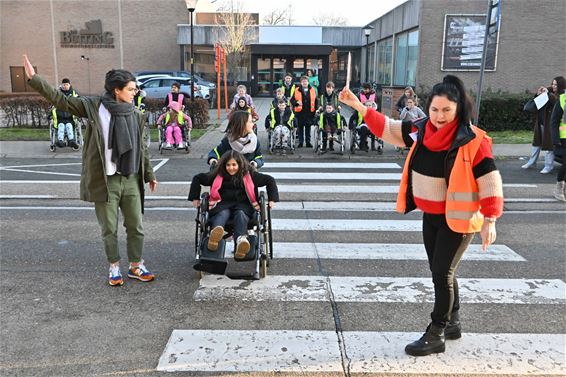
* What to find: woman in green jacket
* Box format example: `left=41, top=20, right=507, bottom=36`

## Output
left=23, top=54, right=158, bottom=287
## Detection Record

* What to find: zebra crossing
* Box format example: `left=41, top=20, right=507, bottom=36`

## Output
left=157, top=161, right=566, bottom=375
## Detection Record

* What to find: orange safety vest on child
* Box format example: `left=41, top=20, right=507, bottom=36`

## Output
left=396, top=125, right=489, bottom=233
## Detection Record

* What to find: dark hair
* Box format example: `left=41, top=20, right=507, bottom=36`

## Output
left=104, top=69, right=136, bottom=96
left=61, top=78, right=70, bottom=84
left=553, top=76, right=566, bottom=94
left=326, top=81, right=335, bottom=88
left=425, top=75, right=474, bottom=124
left=277, top=98, right=287, bottom=105
left=285, top=72, right=293, bottom=78
left=226, top=110, right=251, bottom=141
left=362, top=83, right=371, bottom=90
left=171, top=82, right=181, bottom=89
left=299, top=75, right=308, bottom=82
left=213, top=150, right=251, bottom=181
left=325, top=102, right=334, bottom=108
left=236, top=96, right=248, bottom=108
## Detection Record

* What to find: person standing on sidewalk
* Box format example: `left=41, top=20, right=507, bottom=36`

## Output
left=293, top=76, right=318, bottom=148
left=23, top=54, right=158, bottom=287
left=339, top=75, right=504, bottom=357
left=522, top=77, right=566, bottom=173
left=550, top=89, right=566, bottom=202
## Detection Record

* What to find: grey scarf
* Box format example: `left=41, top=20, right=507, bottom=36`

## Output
left=101, top=93, right=140, bottom=176
left=229, top=132, right=257, bottom=154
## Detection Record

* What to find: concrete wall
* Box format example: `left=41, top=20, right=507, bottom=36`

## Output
left=1, top=0, right=186, bottom=94
left=417, top=0, right=565, bottom=94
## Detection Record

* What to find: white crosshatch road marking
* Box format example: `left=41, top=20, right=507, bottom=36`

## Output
left=156, top=330, right=565, bottom=374
left=194, top=275, right=566, bottom=304
left=273, top=242, right=526, bottom=261
left=268, top=172, right=402, bottom=180
left=262, top=162, right=402, bottom=169
left=272, top=219, right=422, bottom=231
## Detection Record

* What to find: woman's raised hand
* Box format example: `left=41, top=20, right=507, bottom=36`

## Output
left=23, top=55, right=36, bottom=80
left=339, top=87, right=366, bottom=116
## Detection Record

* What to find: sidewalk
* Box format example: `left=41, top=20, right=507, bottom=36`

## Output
left=0, top=99, right=532, bottom=159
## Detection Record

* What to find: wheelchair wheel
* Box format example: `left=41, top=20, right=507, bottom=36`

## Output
left=338, top=130, right=345, bottom=155
left=313, top=129, right=321, bottom=154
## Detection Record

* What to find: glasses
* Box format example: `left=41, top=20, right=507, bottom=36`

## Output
left=124, top=87, right=139, bottom=94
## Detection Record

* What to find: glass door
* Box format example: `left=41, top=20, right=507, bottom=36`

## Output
left=257, top=58, right=272, bottom=96
left=273, top=58, right=287, bottom=93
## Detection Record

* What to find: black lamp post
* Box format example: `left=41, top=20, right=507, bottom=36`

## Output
left=185, top=0, right=199, bottom=101
left=80, top=55, right=91, bottom=94
left=363, top=26, right=374, bottom=83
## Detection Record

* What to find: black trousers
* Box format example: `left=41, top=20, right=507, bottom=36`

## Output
left=422, top=213, right=474, bottom=328
left=296, top=114, right=314, bottom=144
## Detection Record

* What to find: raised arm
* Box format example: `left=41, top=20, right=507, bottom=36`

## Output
left=23, top=54, right=88, bottom=118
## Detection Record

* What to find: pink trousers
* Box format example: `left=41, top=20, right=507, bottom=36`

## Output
left=165, top=125, right=183, bottom=145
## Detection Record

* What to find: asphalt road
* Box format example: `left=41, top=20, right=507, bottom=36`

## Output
left=0, top=155, right=565, bottom=376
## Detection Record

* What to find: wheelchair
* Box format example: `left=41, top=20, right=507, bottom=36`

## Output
left=267, top=126, right=295, bottom=155
left=157, top=121, right=191, bottom=154
left=48, top=116, right=84, bottom=152
left=193, top=191, right=273, bottom=280
left=313, top=126, right=346, bottom=155
left=349, top=125, right=383, bottom=155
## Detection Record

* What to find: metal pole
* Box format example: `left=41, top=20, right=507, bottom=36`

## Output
left=365, top=35, right=370, bottom=83
left=475, top=0, right=492, bottom=124
left=190, top=8, right=195, bottom=101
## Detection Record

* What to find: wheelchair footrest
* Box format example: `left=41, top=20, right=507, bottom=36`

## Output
left=234, top=235, right=257, bottom=262
left=194, top=237, right=228, bottom=275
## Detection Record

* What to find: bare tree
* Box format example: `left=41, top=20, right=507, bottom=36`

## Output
left=312, top=13, right=348, bottom=26
left=262, top=6, right=292, bottom=25
left=215, top=10, right=257, bottom=84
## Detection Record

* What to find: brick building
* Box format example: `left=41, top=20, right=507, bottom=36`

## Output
left=1, top=0, right=563, bottom=110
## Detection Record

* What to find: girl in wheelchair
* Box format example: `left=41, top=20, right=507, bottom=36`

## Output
left=156, top=101, right=192, bottom=149
left=189, top=150, right=279, bottom=260
left=265, top=99, right=296, bottom=154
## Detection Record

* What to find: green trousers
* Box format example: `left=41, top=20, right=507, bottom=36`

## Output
left=94, top=174, right=144, bottom=264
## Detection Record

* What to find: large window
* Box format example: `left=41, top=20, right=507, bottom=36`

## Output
left=393, top=29, right=419, bottom=86
left=376, top=38, right=392, bottom=86
left=367, top=42, right=376, bottom=82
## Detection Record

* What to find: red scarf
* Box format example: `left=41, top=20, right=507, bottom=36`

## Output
left=423, top=118, right=459, bottom=152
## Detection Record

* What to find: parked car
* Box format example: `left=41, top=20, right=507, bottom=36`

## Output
left=134, top=70, right=216, bottom=89
left=140, top=77, right=210, bottom=101
left=136, top=74, right=171, bottom=86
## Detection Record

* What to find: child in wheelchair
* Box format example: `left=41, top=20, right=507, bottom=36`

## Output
left=349, top=101, right=384, bottom=153
left=189, top=150, right=279, bottom=260
left=156, top=101, right=192, bottom=149
left=318, top=102, right=345, bottom=152
left=265, top=99, right=296, bottom=155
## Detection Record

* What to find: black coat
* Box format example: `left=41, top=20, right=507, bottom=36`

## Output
left=188, top=171, right=279, bottom=215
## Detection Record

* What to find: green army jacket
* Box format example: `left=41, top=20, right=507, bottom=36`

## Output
left=29, top=75, right=155, bottom=211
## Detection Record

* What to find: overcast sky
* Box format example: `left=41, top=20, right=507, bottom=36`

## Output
left=195, top=0, right=409, bottom=26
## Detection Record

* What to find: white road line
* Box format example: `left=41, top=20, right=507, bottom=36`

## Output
left=194, top=275, right=566, bottom=304
left=278, top=185, right=400, bottom=193
left=268, top=172, right=402, bottom=180
left=272, top=219, right=422, bottom=231
left=263, top=162, right=401, bottom=169
left=276, top=201, right=396, bottom=211
left=505, top=198, right=558, bottom=202
left=157, top=330, right=342, bottom=372
left=274, top=243, right=526, bottom=261
left=0, top=162, right=82, bottom=169
left=157, top=330, right=565, bottom=374
left=0, top=195, right=57, bottom=199
left=0, top=168, right=80, bottom=177
left=152, top=158, right=169, bottom=172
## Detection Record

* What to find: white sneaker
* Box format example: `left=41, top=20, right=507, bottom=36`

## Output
left=177, top=142, right=185, bottom=149
left=540, top=166, right=553, bottom=174
left=164, top=143, right=172, bottom=149
left=235, top=235, right=250, bottom=260
left=521, top=162, right=535, bottom=169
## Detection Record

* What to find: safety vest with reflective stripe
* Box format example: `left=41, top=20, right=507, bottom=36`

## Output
left=293, top=87, right=317, bottom=113
left=559, top=93, right=566, bottom=138
left=135, top=95, right=144, bottom=112
left=396, top=125, right=489, bottom=233
left=269, top=108, right=295, bottom=129
left=319, top=112, right=342, bottom=129
left=52, top=89, right=78, bottom=125
left=281, top=83, right=296, bottom=98
left=165, top=112, right=185, bottom=125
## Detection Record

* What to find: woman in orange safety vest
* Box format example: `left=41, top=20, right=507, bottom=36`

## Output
left=339, top=75, right=503, bottom=357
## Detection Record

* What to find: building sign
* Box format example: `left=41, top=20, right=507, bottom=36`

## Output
left=441, top=14, right=499, bottom=71
left=60, top=20, right=114, bottom=48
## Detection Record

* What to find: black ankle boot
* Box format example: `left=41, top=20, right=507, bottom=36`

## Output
left=405, top=323, right=445, bottom=356
left=444, top=312, right=461, bottom=340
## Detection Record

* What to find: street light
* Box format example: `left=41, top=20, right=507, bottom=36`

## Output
left=80, top=55, right=91, bottom=94
left=185, top=0, right=199, bottom=101
left=363, top=25, right=374, bottom=83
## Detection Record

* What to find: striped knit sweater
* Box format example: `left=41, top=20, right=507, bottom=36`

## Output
left=364, top=108, right=503, bottom=218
